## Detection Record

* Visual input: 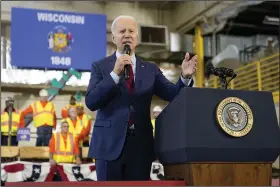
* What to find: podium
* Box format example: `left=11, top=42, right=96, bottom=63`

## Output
left=155, top=87, right=280, bottom=186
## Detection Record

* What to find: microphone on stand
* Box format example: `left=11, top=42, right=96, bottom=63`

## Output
left=206, top=63, right=236, bottom=78
left=123, top=44, right=131, bottom=80
left=206, top=62, right=237, bottom=89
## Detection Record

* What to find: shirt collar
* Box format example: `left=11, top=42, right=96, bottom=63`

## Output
left=116, top=51, right=136, bottom=65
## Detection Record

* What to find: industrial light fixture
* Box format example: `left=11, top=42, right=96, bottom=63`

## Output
left=265, top=16, right=279, bottom=22
left=263, top=16, right=279, bottom=26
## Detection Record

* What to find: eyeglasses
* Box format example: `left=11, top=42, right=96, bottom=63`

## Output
left=62, top=126, right=69, bottom=128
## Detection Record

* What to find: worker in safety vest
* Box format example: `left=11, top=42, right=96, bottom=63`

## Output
left=76, top=103, right=92, bottom=147
left=1, top=97, right=21, bottom=146
left=20, top=89, right=57, bottom=146
left=61, top=95, right=77, bottom=119
left=151, top=105, right=162, bottom=136
left=64, top=107, right=91, bottom=157
left=49, top=120, right=81, bottom=165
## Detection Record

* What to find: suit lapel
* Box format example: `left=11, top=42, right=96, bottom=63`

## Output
left=134, top=56, right=145, bottom=93
left=105, top=52, right=116, bottom=75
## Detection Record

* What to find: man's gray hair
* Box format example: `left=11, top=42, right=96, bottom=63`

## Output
left=111, top=15, right=137, bottom=34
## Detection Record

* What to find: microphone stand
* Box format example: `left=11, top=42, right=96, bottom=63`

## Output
left=218, top=73, right=236, bottom=89
left=206, top=64, right=237, bottom=90
left=219, top=75, right=228, bottom=89
left=226, top=75, right=236, bottom=88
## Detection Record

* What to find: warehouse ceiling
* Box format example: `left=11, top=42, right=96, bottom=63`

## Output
left=157, top=1, right=280, bottom=65
left=187, top=1, right=280, bottom=36
left=218, top=1, right=279, bottom=36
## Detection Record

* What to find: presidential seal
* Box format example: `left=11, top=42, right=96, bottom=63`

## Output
left=216, top=97, right=253, bottom=137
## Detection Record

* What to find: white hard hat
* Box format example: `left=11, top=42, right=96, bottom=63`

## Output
left=39, top=89, right=48, bottom=97
left=267, top=37, right=273, bottom=41
left=153, top=106, right=162, bottom=112
left=6, top=97, right=14, bottom=102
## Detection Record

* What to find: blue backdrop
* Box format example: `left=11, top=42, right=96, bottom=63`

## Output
left=11, top=7, right=107, bottom=71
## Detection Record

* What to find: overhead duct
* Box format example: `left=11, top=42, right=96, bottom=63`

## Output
left=107, top=22, right=169, bottom=55
left=170, top=33, right=181, bottom=52
left=209, top=1, right=263, bottom=32
left=202, top=20, right=227, bottom=36
left=137, top=31, right=190, bottom=63
left=170, top=33, right=214, bottom=57
left=263, top=16, right=280, bottom=26
left=179, top=1, right=264, bottom=36
left=170, top=33, right=193, bottom=53
left=211, top=44, right=241, bottom=70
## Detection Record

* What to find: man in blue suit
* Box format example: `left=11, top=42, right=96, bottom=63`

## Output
left=85, top=15, right=197, bottom=181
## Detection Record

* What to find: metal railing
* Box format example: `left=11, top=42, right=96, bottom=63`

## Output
left=205, top=53, right=279, bottom=103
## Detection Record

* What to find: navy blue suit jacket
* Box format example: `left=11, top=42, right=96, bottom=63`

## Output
left=85, top=53, right=193, bottom=161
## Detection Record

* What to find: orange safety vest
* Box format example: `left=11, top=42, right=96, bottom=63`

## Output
left=53, top=132, right=75, bottom=163
left=79, top=114, right=92, bottom=141
left=1, top=110, right=21, bottom=136
left=31, top=101, right=55, bottom=128
left=80, top=114, right=91, bottom=129
left=61, top=104, right=78, bottom=118
left=65, top=117, right=85, bottom=147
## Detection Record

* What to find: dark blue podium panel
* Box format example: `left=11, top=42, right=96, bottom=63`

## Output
left=155, top=87, right=280, bottom=164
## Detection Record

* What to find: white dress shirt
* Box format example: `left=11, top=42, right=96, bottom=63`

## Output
left=110, top=51, right=192, bottom=86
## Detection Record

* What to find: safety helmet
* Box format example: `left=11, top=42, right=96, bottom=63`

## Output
left=153, top=106, right=162, bottom=112
left=5, top=97, right=14, bottom=102
left=39, top=89, right=48, bottom=97
left=76, top=102, right=84, bottom=108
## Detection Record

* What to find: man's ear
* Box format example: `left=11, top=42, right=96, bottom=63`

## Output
left=136, top=34, right=139, bottom=46
left=112, top=35, right=116, bottom=44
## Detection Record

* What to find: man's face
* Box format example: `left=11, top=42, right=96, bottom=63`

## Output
left=5, top=100, right=14, bottom=108
left=61, top=122, right=69, bottom=133
left=70, top=98, right=76, bottom=105
left=153, top=112, right=160, bottom=118
left=68, top=108, right=77, bottom=118
left=40, top=96, right=48, bottom=102
left=231, top=111, right=238, bottom=122
left=112, top=18, right=138, bottom=53
left=76, top=106, right=83, bottom=115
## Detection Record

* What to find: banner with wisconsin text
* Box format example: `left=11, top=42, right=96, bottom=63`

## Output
left=11, top=7, right=107, bottom=71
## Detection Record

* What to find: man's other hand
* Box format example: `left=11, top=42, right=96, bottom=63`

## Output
left=181, top=52, right=197, bottom=78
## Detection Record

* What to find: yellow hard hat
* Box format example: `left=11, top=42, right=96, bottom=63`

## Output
left=76, top=103, right=84, bottom=108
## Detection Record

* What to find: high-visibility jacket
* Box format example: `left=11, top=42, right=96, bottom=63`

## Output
left=31, top=101, right=55, bottom=128
left=61, top=104, right=78, bottom=118
left=79, top=114, right=92, bottom=142
left=80, top=114, right=91, bottom=129
left=1, top=110, right=21, bottom=136
left=53, top=132, right=75, bottom=163
left=65, top=117, right=85, bottom=146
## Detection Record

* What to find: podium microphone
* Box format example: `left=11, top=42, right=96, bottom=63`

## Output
left=123, top=44, right=131, bottom=80
left=206, top=63, right=236, bottom=78
left=206, top=63, right=237, bottom=89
